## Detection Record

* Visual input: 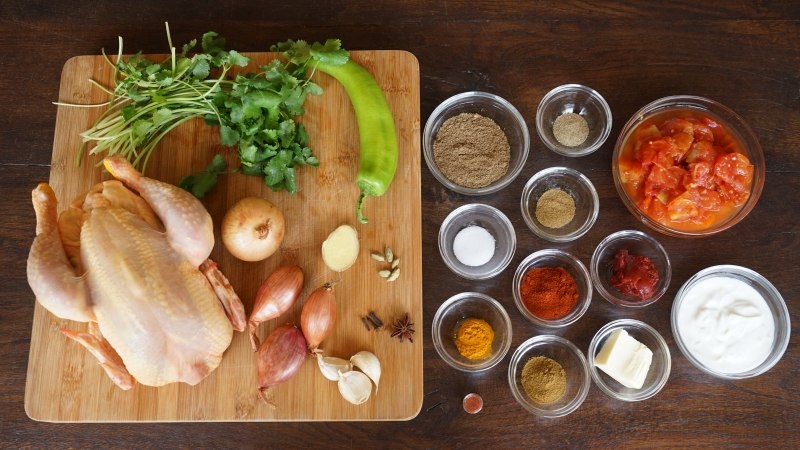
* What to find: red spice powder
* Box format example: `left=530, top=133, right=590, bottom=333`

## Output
left=520, top=266, right=579, bottom=319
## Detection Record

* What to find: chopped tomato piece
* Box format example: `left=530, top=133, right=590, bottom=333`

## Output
left=671, top=132, right=695, bottom=157
left=690, top=161, right=716, bottom=189
left=685, top=140, right=717, bottom=164
left=693, top=124, right=714, bottom=142
left=667, top=195, right=702, bottom=223
left=659, top=118, right=694, bottom=136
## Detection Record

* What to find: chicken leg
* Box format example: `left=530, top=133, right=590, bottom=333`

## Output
left=103, top=155, right=214, bottom=267
left=27, top=183, right=94, bottom=322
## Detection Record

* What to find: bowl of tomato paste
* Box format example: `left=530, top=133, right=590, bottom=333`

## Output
left=612, top=96, right=765, bottom=237
left=591, top=230, right=671, bottom=308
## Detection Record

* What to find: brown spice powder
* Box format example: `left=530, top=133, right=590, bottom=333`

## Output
left=433, top=113, right=511, bottom=188
left=521, top=355, right=567, bottom=404
left=535, top=188, right=576, bottom=228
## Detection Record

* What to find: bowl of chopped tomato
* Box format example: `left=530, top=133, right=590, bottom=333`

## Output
left=613, top=96, right=765, bottom=237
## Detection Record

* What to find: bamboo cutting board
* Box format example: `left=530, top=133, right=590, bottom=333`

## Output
left=25, top=50, right=422, bottom=422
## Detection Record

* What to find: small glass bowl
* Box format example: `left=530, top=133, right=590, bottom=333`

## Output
left=590, top=230, right=672, bottom=307
left=423, top=91, right=530, bottom=195
left=612, top=95, right=765, bottom=238
left=520, top=167, right=599, bottom=242
left=438, top=203, right=516, bottom=280
left=508, top=335, right=590, bottom=418
left=672, top=265, right=791, bottom=379
left=512, top=249, right=592, bottom=328
left=432, top=292, right=513, bottom=373
left=536, top=84, right=612, bottom=157
left=587, top=319, right=671, bottom=402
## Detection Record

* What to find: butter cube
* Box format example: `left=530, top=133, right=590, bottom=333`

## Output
left=594, top=328, right=653, bottom=389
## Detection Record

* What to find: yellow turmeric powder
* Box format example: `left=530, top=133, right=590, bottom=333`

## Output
left=455, top=318, right=494, bottom=360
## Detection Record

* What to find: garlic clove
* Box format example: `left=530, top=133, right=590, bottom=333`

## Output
left=316, top=352, right=352, bottom=381
left=338, top=370, right=372, bottom=405
left=350, top=350, right=381, bottom=394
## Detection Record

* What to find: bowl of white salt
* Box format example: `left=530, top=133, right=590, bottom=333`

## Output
left=438, top=203, right=516, bottom=280
left=535, top=84, right=612, bottom=157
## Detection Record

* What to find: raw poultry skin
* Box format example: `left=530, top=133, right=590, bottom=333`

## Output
left=27, top=156, right=244, bottom=389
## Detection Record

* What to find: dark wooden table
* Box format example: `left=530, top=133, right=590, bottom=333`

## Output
left=3, top=1, right=798, bottom=447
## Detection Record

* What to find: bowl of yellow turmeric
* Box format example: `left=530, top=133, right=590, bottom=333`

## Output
left=432, top=292, right=513, bottom=372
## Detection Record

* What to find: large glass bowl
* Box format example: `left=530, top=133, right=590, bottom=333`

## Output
left=671, top=265, right=790, bottom=379
left=612, top=95, right=765, bottom=237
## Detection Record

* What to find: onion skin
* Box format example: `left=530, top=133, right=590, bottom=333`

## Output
left=300, top=283, right=336, bottom=352
left=222, top=197, right=285, bottom=262
left=248, top=265, right=304, bottom=350
left=256, top=324, right=308, bottom=406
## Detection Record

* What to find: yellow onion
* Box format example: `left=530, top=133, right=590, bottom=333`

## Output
left=256, top=324, right=307, bottom=407
left=248, top=265, right=304, bottom=350
left=300, top=283, right=336, bottom=352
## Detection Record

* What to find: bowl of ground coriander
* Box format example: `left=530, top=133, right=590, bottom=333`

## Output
left=520, top=167, right=600, bottom=242
left=508, top=335, right=591, bottom=418
left=423, top=91, right=530, bottom=195
left=536, top=83, right=612, bottom=157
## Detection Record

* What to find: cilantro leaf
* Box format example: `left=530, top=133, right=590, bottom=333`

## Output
left=310, top=39, right=349, bottom=66
left=219, top=125, right=240, bottom=146
left=178, top=154, right=228, bottom=198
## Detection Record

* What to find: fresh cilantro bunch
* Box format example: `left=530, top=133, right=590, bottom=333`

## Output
left=73, top=25, right=349, bottom=196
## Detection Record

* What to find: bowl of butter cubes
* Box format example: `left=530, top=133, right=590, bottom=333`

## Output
left=586, top=319, right=671, bottom=401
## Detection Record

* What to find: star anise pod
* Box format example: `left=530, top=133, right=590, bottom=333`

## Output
left=390, top=314, right=415, bottom=343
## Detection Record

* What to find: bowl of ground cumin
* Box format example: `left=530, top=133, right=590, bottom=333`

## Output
left=508, top=335, right=591, bottom=418
left=424, top=91, right=530, bottom=195
left=520, top=167, right=600, bottom=242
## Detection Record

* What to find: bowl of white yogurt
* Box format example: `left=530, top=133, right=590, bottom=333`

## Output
left=438, top=203, right=516, bottom=280
left=672, top=265, right=791, bottom=379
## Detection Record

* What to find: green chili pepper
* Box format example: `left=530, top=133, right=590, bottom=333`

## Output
left=316, top=59, right=398, bottom=224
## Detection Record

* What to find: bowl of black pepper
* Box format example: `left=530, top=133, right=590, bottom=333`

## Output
left=423, top=91, right=530, bottom=195
left=536, top=84, right=612, bottom=157
left=520, top=167, right=600, bottom=242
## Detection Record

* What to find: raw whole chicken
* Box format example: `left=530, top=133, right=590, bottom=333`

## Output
left=27, top=155, right=246, bottom=390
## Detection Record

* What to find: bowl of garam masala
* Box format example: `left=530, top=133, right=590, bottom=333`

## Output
left=423, top=91, right=530, bottom=195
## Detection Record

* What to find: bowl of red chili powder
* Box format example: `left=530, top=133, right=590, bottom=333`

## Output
left=512, top=249, right=592, bottom=328
left=590, top=230, right=671, bottom=307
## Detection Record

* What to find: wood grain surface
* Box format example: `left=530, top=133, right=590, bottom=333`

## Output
left=2, top=0, right=798, bottom=447
left=24, top=51, right=422, bottom=422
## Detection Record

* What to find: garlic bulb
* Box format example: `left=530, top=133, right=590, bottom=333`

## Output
left=338, top=370, right=372, bottom=405
left=350, top=351, right=381, bottom=394
left=316, top=352, right=352, bottom=381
